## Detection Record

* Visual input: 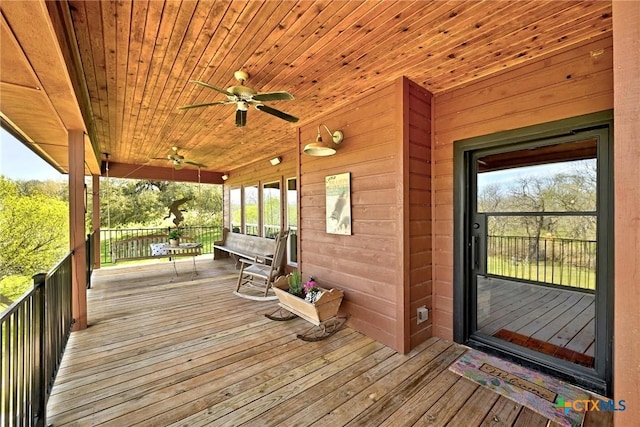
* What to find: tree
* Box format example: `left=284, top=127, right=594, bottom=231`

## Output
left=0, top=177, right=69, bottom=307
left=0, top=177, right=69, bottom=279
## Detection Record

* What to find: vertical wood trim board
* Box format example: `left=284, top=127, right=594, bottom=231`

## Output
left=612, top=1, right=640, bottom=424
left=406, top=79, right=433, bottom=349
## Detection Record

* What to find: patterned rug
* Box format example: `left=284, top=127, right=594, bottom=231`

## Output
left=449, top=348, right=589, bottom=427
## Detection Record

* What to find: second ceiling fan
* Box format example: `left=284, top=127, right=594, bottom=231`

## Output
left=179, top=70, right=299, bottom=127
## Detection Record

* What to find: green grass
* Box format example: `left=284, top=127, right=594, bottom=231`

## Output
left=487, top=256, right=596, bottom=290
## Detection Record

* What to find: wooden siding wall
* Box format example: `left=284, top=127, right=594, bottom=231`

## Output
left=222, top=153, right=297, bottom=233
left=299, top=77, right=432, bottom=353
left=431, top=35, right=614, bottom=340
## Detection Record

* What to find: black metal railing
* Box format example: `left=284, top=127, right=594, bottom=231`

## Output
left=100, top=226, right=222, bottom=264
left=1, top=252, right=73, bottom=427
left=86, top=232, right=95, bottom=289
left=487, top=235, right=597, bottom=291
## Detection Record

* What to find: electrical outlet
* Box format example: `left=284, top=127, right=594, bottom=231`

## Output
left=417, top=306, right=429, bottom=324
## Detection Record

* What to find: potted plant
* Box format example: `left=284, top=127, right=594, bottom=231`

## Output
left=168, top=228, right=182, bottom=246
left=272, top=272, right=344, bottom=326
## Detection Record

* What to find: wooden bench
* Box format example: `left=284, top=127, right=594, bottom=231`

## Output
left=213, top=228, right=277, bottom=264
left=111, top=234, right=200, bottom=263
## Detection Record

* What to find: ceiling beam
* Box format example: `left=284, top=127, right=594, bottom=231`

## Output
left=103, top=161, right=224, bottom=185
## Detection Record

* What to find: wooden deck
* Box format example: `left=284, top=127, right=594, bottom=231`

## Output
left=47, top=258, right=610, bottom=426
left=478, top=276, right=595, bottom=365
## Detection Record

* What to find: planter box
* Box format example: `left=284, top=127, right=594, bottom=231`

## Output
left=272, top=276, right=344, bottom=326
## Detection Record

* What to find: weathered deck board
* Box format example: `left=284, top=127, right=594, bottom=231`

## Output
left=47, top=258, right=609, bottom=426
left=478, top=276, right=595, bottom=359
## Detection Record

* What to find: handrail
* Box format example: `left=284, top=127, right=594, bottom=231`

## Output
left=487, top=234, right=596, bottom=291
left=1, top=249, right=75, bottom=427
left=100, top=226, right=222, bottom=264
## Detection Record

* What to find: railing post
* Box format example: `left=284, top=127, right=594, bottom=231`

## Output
left=32, top=273, right=47, bottom=427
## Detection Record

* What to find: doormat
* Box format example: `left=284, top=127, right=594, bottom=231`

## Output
left=494, top=329, right=595, bottom=368
left=449, top=348, right=590, bottom=427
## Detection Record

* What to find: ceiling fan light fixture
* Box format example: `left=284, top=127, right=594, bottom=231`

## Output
left=173, top=160, right=183, bottom=170
left=303, top=124, right=343, bottom=157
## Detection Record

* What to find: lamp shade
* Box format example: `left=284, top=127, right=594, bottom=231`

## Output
left=303, top=142, right=337, bottom=156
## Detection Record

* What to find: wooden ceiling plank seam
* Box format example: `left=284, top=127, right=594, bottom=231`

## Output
left=0, top=7, right=70, bottom=145
left=359, top=1, right=561, bottom=93
left=428, top=1, right=612, bottom=85
left=128, top=0, right=184, bottom=160
left=3, top=1, right=87, bottom=131
left=322, top=0, right=598, bottom=96
left=237, top=0, right=316, bottom=89
left=270, top=0, right=422, bottom=102
left=47, top=1, right=100, bottom=172
left=293, top=1, right=497, bottom=105
left=100, top=0, right=119, bottom=160
left=122, top=0, right=164, bottom=158
left=168, top=1, right=290, bottom=150
left=115, top=0, right=132, bottom=161
left=143, top=0, right=237, bottom=161
left=435, top=34, right=611, bottom=103
left=131, top=0, right=201, bottom=162
left=248, top=0, right=374, bottom=106
left=416, top=3, right=612, bottom=92
left=435, top=39, right=613, bottom=119
left=283, top=0, right=455, bottom=93
left=141, top=0, right=252, bottom=157
left=139, top=0, right=223, bottom=163
left=141, top=0, right=266, bottom=162
left=120, top=0, right=150, bottom=159
left=241, top=0, right=354, bottom=91
left=126, top=0, right=179, bottom=158
left=77, top=0, right=110, bottom=155
left=0, top=12, right=45, bottom=96
left=68, top=1, right=107, bottom=155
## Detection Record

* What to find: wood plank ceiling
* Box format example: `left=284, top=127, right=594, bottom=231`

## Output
left=1, top=0, right=612, bottom=179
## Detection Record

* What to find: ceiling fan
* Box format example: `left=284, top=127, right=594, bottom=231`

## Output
left=152, top=146, right=206, bottom=170
left=178, top=70, right=299, bottom=127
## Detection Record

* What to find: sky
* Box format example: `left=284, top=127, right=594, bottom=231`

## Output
left=0, top=128, right=66, bottom=181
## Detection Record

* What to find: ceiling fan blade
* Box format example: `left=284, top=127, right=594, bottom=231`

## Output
left=184, top=160, right=207, bottom=168
left=252, top=91, right=295, bottom=102
left=255, top=104, right=299, bottom=123
left=236, top=109, right=247, bottom=127
left=178, top=100, right=231, bottom=110
left=189, top=80, right=234, bottom=97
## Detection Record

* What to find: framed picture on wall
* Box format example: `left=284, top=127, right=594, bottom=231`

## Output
left=325, top=172, right=351, bottom=235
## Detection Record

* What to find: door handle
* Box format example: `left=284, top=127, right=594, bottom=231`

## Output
left=471, top=235, right=478, bottom=270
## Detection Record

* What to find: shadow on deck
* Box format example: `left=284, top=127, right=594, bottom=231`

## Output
left=47, top=257, right=610, bottom=426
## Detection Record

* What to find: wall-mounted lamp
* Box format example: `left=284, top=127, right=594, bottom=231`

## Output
left=221, top=174, right=229, bottom=181
left=270, top=156, right=282, bottom=166
left=303, top=124, right=344, bottom=156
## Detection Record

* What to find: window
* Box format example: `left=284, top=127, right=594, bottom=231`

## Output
left=262, top=181, right=281, bottom=238
left=244, top=185, right=259, bottom=236
left=230, top=188, right=241, bottom=233
left=286, top=178, right=298, bottom=265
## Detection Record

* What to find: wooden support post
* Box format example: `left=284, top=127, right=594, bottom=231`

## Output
left=69, top=130, right=87, bottom=330
left=92, top=174, right=101, bottom=269
left=613, top=1, right=640, bottom=423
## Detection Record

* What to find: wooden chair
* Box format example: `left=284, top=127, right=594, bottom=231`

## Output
left=234, top=228, right=290, bottom=301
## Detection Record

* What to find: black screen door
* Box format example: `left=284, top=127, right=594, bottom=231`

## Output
left=454, top=113, right=613, bottom=397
